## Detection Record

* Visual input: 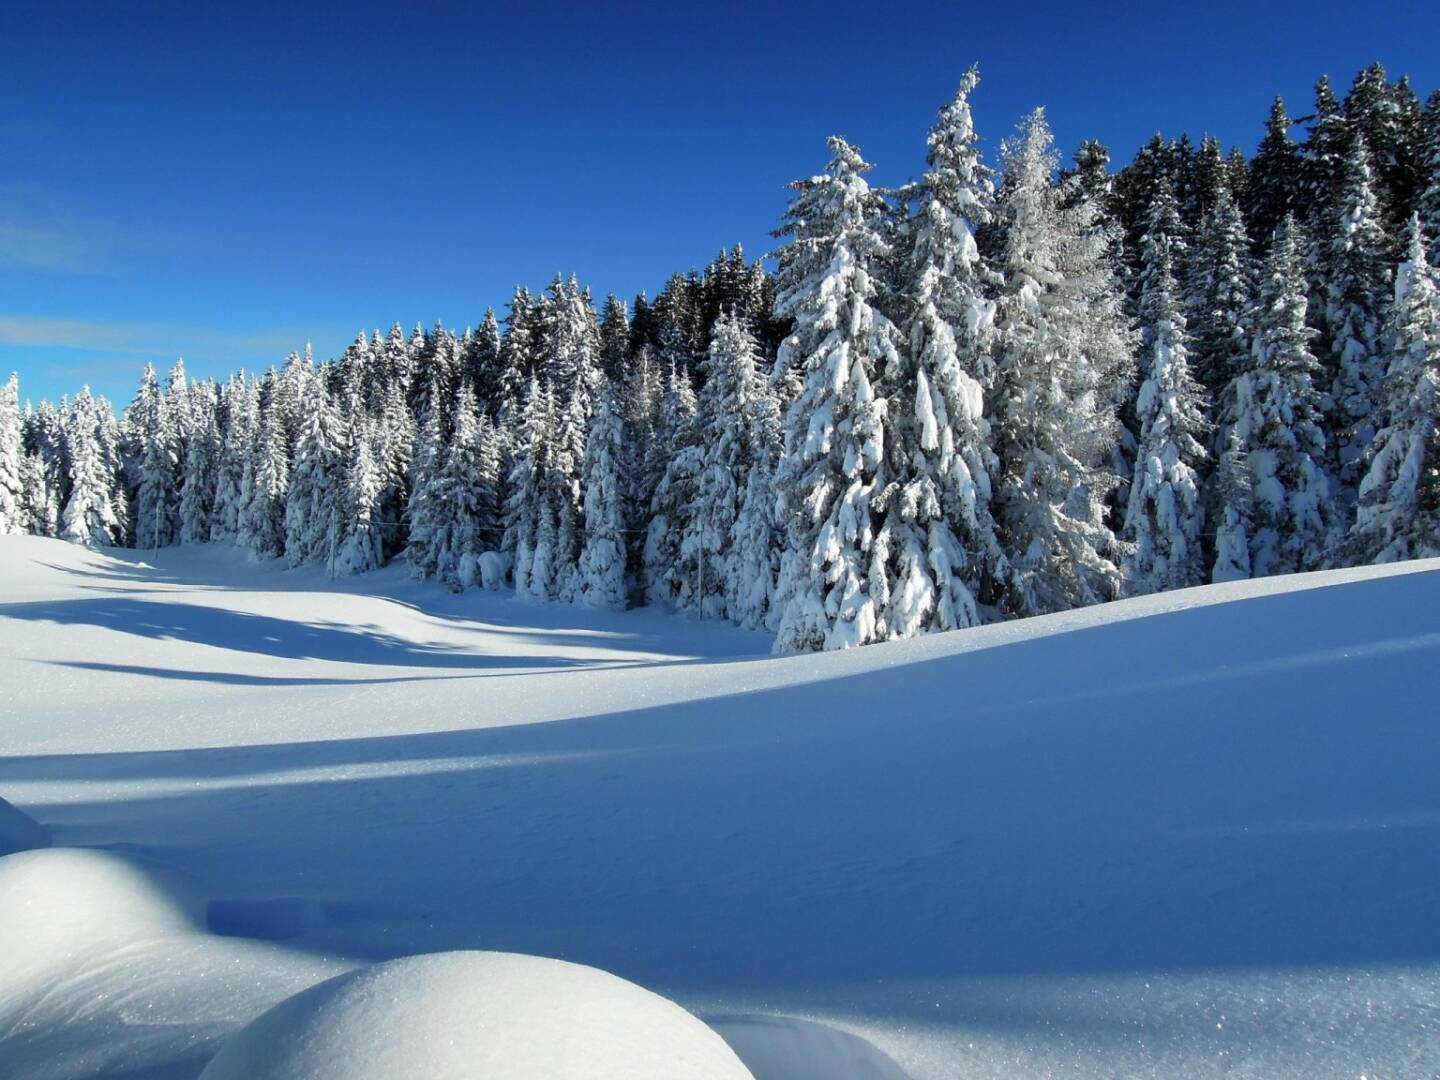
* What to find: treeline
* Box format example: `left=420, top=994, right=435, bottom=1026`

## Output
left=0, top=62, right=1437, bottom=652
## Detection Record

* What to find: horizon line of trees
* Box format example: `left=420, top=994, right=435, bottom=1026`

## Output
left=1, top=61, right=1437, bottom=653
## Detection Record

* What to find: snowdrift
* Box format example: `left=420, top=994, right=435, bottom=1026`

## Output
left=1, top=535, right=1438, bottom=1077
left=0, top=795, right=49, bottom=855
left=200, top=951, right=753, bottom=1080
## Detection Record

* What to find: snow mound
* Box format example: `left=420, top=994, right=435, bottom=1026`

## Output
left=0, top=848, right=345, bottom=1080
left=0, top=796, right=50, bottom=855
left=200, top=950, right=755, bottom=1080
left=709, top=1015, right=910, bottom=1079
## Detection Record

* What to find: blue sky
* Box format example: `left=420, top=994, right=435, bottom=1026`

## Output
left=2, top=0, right=1436, bottom=407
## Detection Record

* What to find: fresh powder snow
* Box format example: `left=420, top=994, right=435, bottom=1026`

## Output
left=1, top=534, right=1438, bottom=1077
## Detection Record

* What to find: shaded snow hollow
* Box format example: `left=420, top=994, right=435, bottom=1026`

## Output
left=1, top=535, right=1439, bottom=1077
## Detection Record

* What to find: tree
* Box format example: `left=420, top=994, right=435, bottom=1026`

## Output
left=1233, top=216, right=1338, bottom=575
left=1124, top=198, right=1209, bottom=593
left=432, top=386, right=502, bottom=591
left=131, top=364, right=180, bottom=550
left=0, top=373, right=23, bottom=535
left=769, top=137, right=897, bottom=652
left=284, top=373, right=346, bottom=567
left=178, top=406, right=219, bottom=544
left=882, top=67, right=1007, bottom=637
left=237, top=404, right=289, bottom=560
left=1345, top=218, right=1440, bottom=561
left=1188, top=176, right=1254, bottom=397
left=1247, top=97, right=1303, bottom=253
left=333, top=417, right=385, bottom=577
left=1210, top=429, right=1254, bottom=582
left=988, top=109, right=1130, bottom=618
left=576, top=381, right=629, bottom=609
left=60, top=389, right=121, bottom=547
left=642, top=362, right=700, bottom=609
left=1325, top=134, right=1392, bottom=486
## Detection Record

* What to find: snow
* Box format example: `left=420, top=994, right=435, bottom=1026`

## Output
left=2, top=533, right=1439, bottom=1076
left=0, top=795, right=50, bottom=855
left=199, top=951, right=753, bottom=1080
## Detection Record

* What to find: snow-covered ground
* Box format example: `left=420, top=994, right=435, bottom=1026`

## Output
left=1, top=534, right=1438, bottom=1077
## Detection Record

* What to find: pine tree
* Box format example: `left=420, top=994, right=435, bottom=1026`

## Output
left=60, top=389, right=121, bottom=547
left=1346, top=218, right=1440, bottom=561
left=598, top=294, right=630, bottom=384
left=0, top=373, right=23, bottom=535
left=404, top=383, right=448, bottom=582
left=576, top=381, right=629, bottom=609
left=1124, top=201, right=1209, bottom=593
left=769, top=136, right=897, bottom=652
left=1418, top=90, right=1440, bottom=256
left=210, top=375, right=256, bottom=543
left=1233, top=215, right=1338, bottom=575
left=882, top=67, right=1007, bottom=637
left=988, top=109, right=1130, bottom=618
left=503, top=378, right=554, bottom=596
left=18, top=451, right=54, bottom=537
left=433, top=385, right=502, bottom=591
left=464, top=310, right=503, bottom=412
left=1325, top=134, right=1391, bottom=486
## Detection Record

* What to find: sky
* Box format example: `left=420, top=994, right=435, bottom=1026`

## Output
left=1, top=0, right=1436, bottom=408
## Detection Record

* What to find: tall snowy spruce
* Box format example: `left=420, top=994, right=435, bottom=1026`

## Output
left=284, top=374, right=347, bottom=568
left=60, top=389, right=121, bottom=548
left=1232, top=216, right=1338, bottom=575
left=769, top=137, right=898, bottom=653
left=131, top=364, right=180, bottom=550
left=882, top=67, right=1007, bottom=637
left=1124, top=188, right=1209, bottom=593
left=178, top=405, right=219, bottom=545
left=576, top=381, right=629, bottom=609
left=237, top=402, right=289, bottom=560
left=0, top=373, right=23, bottom=534
left=332, top=418, right=385, bottom=578
left=641, top=362, right=700, bottom=609
left=1346, top=218, right=1440, bottom=561
left=1324, top=134, right=1391, bottom=486
left=988, top=109, right=1131, bottom=618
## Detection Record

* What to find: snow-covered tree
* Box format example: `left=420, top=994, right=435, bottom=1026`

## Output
left=60, top=389, right=121, bottom=547
left=131, top=364, right=181, bottom=550
left=1124, top=203, right=1209, bottom=594
left=284, top=375, right=346, bottom=567
left=0, top=373, right=23, bottom=534
left=504, top=378, right=556, bottom=597
left=1233, top=216, right=1338, bottom=575
left=237, top=405, right=289, bottom=560
left=642, top=362, right=700, bottom=609
left=333, top=418, right=385, bottom=577
left=1345, top=218, right=1440, bottom=561
left=1188, top=178, right=1254, bottom=397
left=881, top=67, right=1007, bottom=638
left=432, top=386, right=502, bottom=591
left=988, top=109, right=1131, bottom=618
left=1325, top=134, right=1391, bottom=485
left=768, top=137, right=899, bottom=652
left=576, top=381, right=629, bottom=609
left=1210, top=429, right=1255, bottom=582
left=178, top=406, right=218, bottom=544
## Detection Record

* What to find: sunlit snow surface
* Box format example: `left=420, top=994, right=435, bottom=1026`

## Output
left=1, top=534, right=1438, bottom=1077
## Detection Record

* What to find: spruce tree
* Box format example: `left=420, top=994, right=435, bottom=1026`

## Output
left=284, top=373, right=346, bottom=567
left=60, top=389, right=121, bottom=547
left=1247, top=97, right=1303, bottom=253
left=1124, top=202, right=1209, bottom=593
left=238, top=403, right=289, bottom=560
left=768, top=137, right=899, bottom=651
left=1346, top=218, right=1440, bottom=561
left=989, top=110, right=1130, bottom=618
left=178, top=407, right=219, bottom=544
left=882, top=67, right=1006, bottom=636
left=1325, top=134, right=1391, bottom=486
left=576, top=381, right=629, bottom=609
left=1210, top=429, right=1255, bottom=582
left=1233, top=216, right=1338, bottom=575
left=0, top=373, right=23, bottom=535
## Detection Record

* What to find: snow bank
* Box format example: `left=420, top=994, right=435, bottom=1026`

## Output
left=0, top=796, right=50, bottom=855
left=200, top=950, right=754, bottom=1080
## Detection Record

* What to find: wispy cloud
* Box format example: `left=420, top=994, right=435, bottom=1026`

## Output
left=0, top=314, right=311, bottom=366
left=0, top=185, right=193, bottom=275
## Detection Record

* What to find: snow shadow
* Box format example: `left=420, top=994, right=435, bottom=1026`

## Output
left=0, top=598, right=593, bottom=671
left=8, top=573, right=1439, bottom=1000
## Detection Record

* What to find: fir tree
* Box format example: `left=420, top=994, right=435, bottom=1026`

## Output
left=284, top=374, right=346, bottom=567
left=333, top=417, right=385, bottom=577
left=1247, top=97, right=1303, bottom=253
left=1210, top=429, right=1255, bottom=582
left=238, top=403, right=289, bottom=560
left=178, top=407, right=219, bottom=544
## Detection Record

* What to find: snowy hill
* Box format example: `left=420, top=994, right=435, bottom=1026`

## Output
left=1, top=534, right=1438, bottom=1077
